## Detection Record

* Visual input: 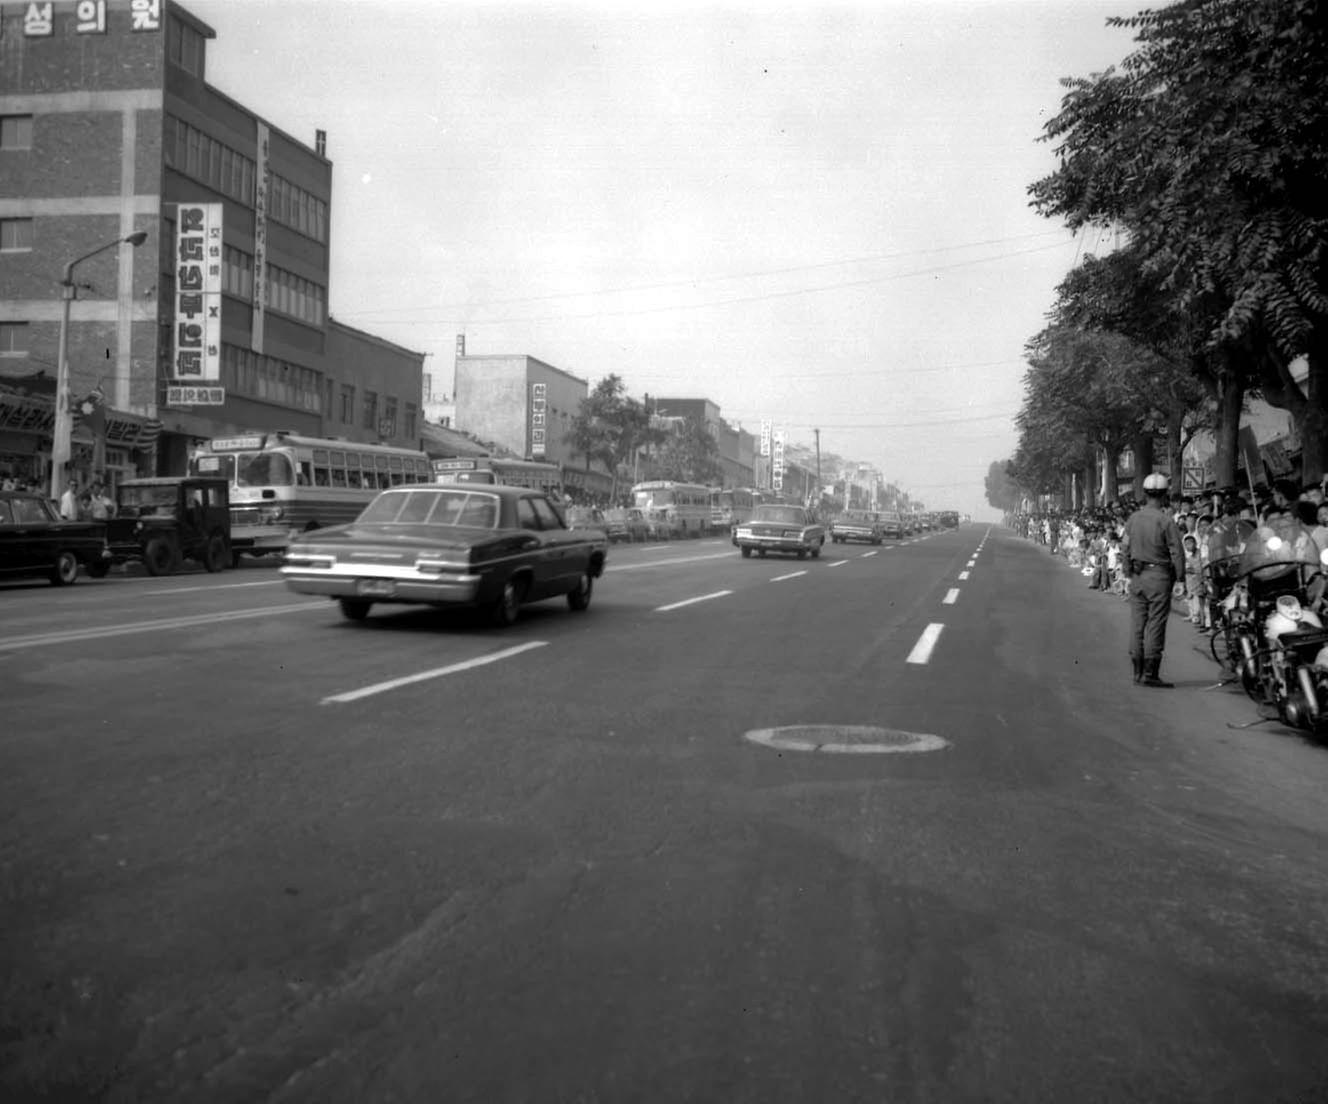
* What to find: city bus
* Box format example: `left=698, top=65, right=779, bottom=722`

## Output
left=188, top=431, right=432, bottom=562
left=631, top=480, right=713, bottom=537
left=432, top=456, right=564, bottom=497
left=709, top=486, right=758, bottom=531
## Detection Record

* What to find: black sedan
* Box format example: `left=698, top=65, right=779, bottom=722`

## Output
left=280, top=484, right=608, bottom=625
left=0, top=491, right=111, bottom=586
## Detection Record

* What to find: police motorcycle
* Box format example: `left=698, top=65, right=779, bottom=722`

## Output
left=1231, top=515, right=1328, bottom=732
left=1204, top=515, right=1256, bottom=672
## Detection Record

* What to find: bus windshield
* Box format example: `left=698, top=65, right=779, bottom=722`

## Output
left=235, top=451, right=294, bottom=487
left=635, top=490, right=674, bottom=507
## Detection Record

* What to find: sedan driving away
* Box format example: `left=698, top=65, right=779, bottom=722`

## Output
left=281, top=484, right=607, bottom=625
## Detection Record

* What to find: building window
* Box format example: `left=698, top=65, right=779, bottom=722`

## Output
left=362, top=390, right=378, bottom=431
left=404, top=403, right=418, bottom=441
left=263, top=265, right=326, bottom=326
left=222, top=245, right=253, bottom=300
left=0, top=115, right=33, bottom=150
left=167, top=14, right=205, bottom=78
left=383, top=396, right=398, bottom=438
left=0, top=219, right=33, bottom=251
left=165, top=116, right=255, bottom=206
left=340, top=384, right=355, bottom=424
left=267, top=173, right=329, bottom=243
left=0, top=322, right=29, bottom=356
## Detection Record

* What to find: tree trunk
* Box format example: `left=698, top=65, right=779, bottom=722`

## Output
left=1299, top=332, right=1328, bottom=483
left=1165, top=408, right=1186, bottom=489
left=1082, top=459, right=1096, bottom=509
left=1212, top=370, right=1244, bottom=490
left=1102, top=444, right=1120, bottom=503
left=1129, top=433, right=1154, bottom=499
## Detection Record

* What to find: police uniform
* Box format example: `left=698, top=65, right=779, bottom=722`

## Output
left=1123, top=473, right=1187, bottom=686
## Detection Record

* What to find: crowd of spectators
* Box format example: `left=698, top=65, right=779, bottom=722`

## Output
left=1007, top=477, right=1328, bottom=628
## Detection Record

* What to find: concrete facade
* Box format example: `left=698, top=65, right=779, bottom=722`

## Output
left=0, top=0, right=422, bottom=489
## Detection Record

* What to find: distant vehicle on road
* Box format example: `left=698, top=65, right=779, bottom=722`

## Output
left=830, top=510, right=883, bottom=545
left=0, top=491, right=110, bottom=585
left=938, top=510, right=960, bottom=528
left=106, top=477, right=232, bottom=576
left=432, top=455, right=564, bottom=498
left=190, top=431, right=432, bottom=564
left=281, top=484, right=607, bottom=626
left=631, top=481, right=712, bottom=537
left=877, top=510, right=906, bottom=539
left=734, top=504, right=825, bottom=559
left=603, top=506, right=650, bottom=543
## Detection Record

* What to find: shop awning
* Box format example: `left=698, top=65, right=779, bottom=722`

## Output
left=0, top=390, right=162, bottom=450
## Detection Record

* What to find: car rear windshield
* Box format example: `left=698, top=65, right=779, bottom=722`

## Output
left=359, top=489, right=499, bottom=528
left=752, top=506, right=806, bottom=525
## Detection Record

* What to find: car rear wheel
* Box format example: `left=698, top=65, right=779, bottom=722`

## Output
left=797, top=548, right=808, bottom=560
left=339, top=598, right=372, bottom=621
left=492, top=577, right=525, bottom=626
left=567, top=571, right=593, bottom=611
left=50, top=550, right=79, bottom=586
left=741, top=546, right=752, bottom=558
left=202, top=532, right=227, bottom=573
left=811, top=544, right=821, bottom=559
left=144, top=538, right=177, bottom=576
left=86, top=561, right=110, bottom=579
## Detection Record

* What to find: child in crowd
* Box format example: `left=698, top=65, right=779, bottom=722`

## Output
left=1183, top=532, right=1204, bottom=626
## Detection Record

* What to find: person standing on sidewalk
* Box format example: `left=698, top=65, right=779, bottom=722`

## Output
left=1123, top=472, right=1188, bottom=687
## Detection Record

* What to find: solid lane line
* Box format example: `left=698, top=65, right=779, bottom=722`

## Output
left=0, top=601, right=327, bottom=652
left=141, top=579, right=285, bottom=596
left=322, top=641, right=549, bottom=704
left=906, top=623, right=945, bottom=664
left=655, top=590, right=732, bottom=612
left=943, top=588, right=960, bottom=604
left=770, top=571, right=807, bottom=582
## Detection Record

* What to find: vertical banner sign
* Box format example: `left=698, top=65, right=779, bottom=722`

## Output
left=530, top=383, right=548, bottom=458
left=252, top=120, right=271, bottom=354
left=759, top=419, right=772, bottom=458
left=170, top=203, right=224, bottom=405
left=772, top=425, right=786, bottom=491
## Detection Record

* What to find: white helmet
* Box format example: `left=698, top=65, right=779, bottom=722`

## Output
left=1142, top=472, right=1169, bottom=492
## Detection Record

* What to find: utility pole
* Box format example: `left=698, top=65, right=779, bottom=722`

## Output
left=814, top=428, right=821, bottom=505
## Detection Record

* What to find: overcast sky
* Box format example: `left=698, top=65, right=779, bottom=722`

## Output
left=190, top=0, right=1138, bottom=519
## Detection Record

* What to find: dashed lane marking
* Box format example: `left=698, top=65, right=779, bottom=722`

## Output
left=141, top=579, right=284, bottom=596
left=943, top=588, right=960, bottom=604
left=0, top=601, right=327, bottom=652
left=322, top=641, right=549, bottom=704
left=958, top=570, right=971, bottom=580
left=655, top=590, right=732, bottom=612
left=827, top=559, right=849, bottom=567
left=769, top=571, right=807, bottom=582
left=612, top=551, right=734, bottom=571
left=861, top=550, right=879, bottom=558
left=906, top=622, right=945, bottom=664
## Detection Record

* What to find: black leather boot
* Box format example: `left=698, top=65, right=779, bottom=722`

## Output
left=1141, top=656, right=1173, bottom=688
left=1131, top=656, right=1143, bottom=684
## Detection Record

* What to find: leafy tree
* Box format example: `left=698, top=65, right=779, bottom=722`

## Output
left=652, top=417, right=722, bottom=485
left=565, top=375, right=664, bottom=498
left=984, top=460, right=1026, bottom=513
left=1030, top=0, right=1328, bottom=481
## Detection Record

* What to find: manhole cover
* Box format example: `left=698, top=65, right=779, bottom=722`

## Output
left=742, top=725, right=949, bottom=755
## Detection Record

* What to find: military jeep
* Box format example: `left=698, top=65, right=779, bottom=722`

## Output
left=106, top=477, right=232, bottom=576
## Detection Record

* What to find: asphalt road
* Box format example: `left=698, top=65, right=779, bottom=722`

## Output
left=4, top=526, right=1328, bottom=1103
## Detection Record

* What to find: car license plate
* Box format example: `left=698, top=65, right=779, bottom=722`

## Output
left=356, top=578, right=396, bottom=597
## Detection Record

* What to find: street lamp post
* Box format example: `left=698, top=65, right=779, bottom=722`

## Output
left=50, top=231, right=148, bottom=501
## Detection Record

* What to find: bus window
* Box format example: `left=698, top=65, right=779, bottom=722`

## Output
left=237, top=451, right=293, bottom=487
left=298, top=461, right=312, bottom=486
left=345, top=453, right=363, bottom=489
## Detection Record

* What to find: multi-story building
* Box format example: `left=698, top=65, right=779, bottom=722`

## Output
left=452, top=336, right=613, bottom=496
left=651, top=396, right=758, bottom=487
left=0, top=0, right=423, bottom=492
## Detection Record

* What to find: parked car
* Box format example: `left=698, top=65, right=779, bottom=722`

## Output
left=830, top=510, right=883, bottom=545
left=0, top=491, right=111, bottom=585
left=604, top=506, right=650, bottom=543
left=644, top=508, right=675, bottom=541
left=281, top=483, right=608, bottom=625
left=105, top=477, right=232, bottom=575
left=565, top=505, right=608, bottom=535
left=734, top=504, right=825, bottom=559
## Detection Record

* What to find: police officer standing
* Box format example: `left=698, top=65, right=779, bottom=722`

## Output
left=1123, top=472, right=1187, bottom=687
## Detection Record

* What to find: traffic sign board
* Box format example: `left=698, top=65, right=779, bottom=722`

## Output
left=1182, top=466, right=1205, bottom=494
left=167, top=386, right=225, bottom=406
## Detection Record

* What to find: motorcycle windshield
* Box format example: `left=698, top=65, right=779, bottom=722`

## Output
left=1204, top=517, right=1254, bottom=573
left=1237, top=516, right=1323, bottom=581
